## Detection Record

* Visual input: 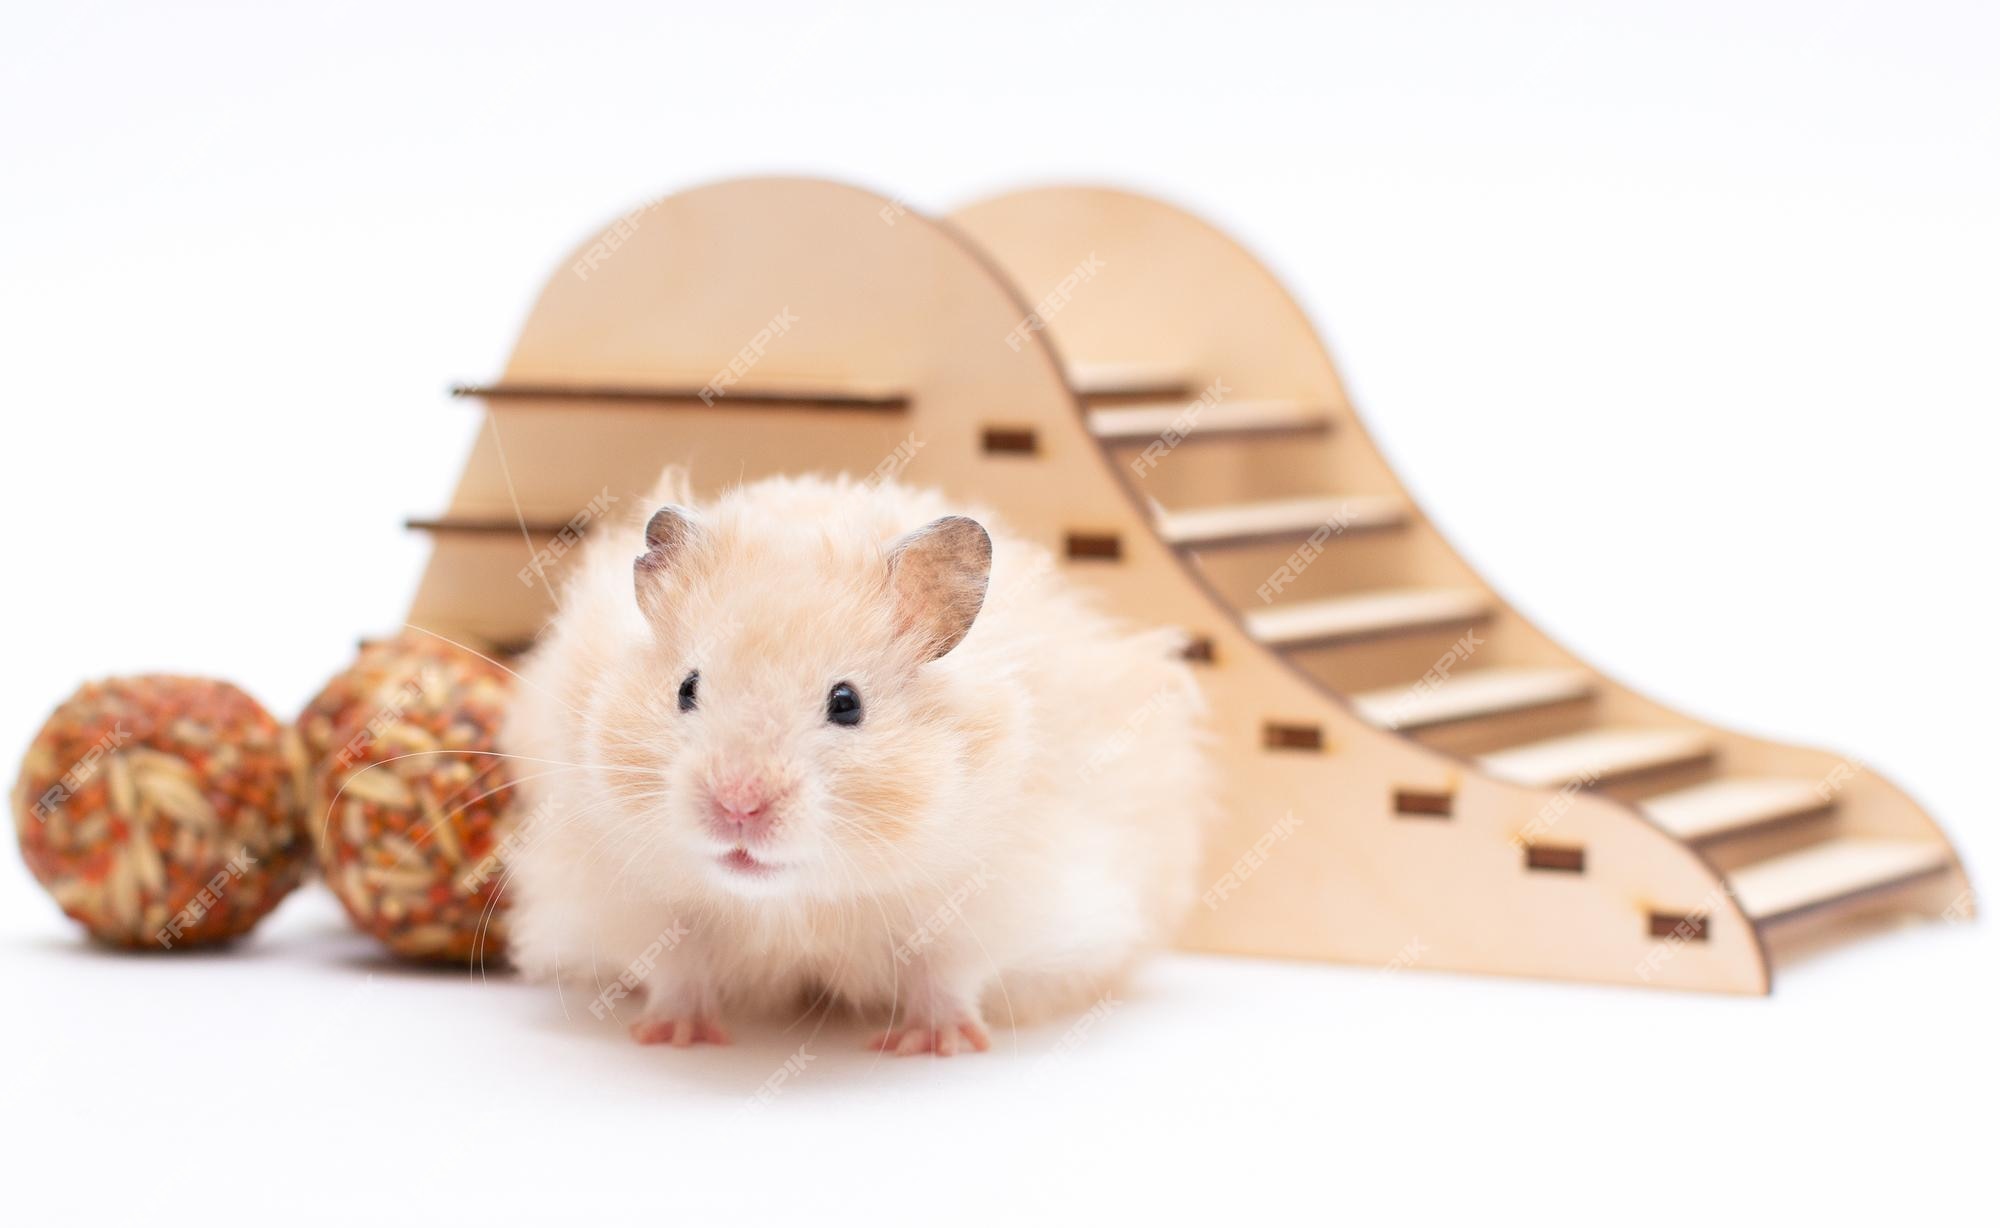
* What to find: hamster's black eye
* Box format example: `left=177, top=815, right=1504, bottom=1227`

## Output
left=826, top=682, right=862, bottom=727
left=678, top=671, right=699, bottom=712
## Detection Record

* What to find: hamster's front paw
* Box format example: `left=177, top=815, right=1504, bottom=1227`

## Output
left=629, top=1014, right=731, bottom=1048
left=629, top=978, right=730, bottom=1047
left=869, top=1018, right=991, bottom=1057
left=869, top=1000, right=991, bottom=1057
left=870, top=961, right=992, bottom=1056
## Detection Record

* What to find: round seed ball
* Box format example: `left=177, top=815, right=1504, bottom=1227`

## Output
left=305, top=634, right=520, bottom=964
left=293, top=632, right=488, bottom=864
left=12, top=676, right=309, bottom=949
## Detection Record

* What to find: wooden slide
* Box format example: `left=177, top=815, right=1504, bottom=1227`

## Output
left=404, top=177, right=1972, bottom=993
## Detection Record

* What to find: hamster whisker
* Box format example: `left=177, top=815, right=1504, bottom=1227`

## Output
left=815, top=835, right=913, bottom=1059
left=458, top=748, right=659, bottom=776
left=384, top=766, right=591, bottom=870
left=819, top=812, right=1020, bottom=1049
left=570, top=797, right=681, bottom=886
left=399, top=622, right=598, bottom=728
left=324, top=750, right=653, bottom=865
left=313, top=747, right=655, bottom=845
left=461, top=788, right=651, bottom=982
left=605, top=823, right=677, bottom=896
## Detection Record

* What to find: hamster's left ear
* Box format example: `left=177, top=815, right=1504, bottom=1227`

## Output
left=634, top=504, right=704, bottom=623
left=884, top=515, right=991, bottom=661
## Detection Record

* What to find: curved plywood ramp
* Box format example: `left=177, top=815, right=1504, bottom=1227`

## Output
left=403, top=176, right=1971, bottom=994
left=951, top=186, right=1975, bottom=990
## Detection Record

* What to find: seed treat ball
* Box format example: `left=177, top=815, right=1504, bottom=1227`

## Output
left=12, top=676, right=309, bottom=949
left=292, top=632, right=488, bottom=864
left=304, top=634, right=521, bottom=964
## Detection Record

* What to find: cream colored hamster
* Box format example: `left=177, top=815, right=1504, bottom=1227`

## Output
left=500, top=470, right=1212, bottom=1055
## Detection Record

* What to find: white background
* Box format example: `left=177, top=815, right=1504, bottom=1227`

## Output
left=2, top=2, right=1994, bottom=1224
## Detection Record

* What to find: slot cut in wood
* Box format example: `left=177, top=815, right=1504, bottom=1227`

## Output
left=981, top=426, right=1039, bottom=455
left=1393, top=788, right=1455, bottom=819
left=1525, top=845, right=1587, bottom=874
left=1064, top=532, right=1123, bottom=561
left=1648, top=912, right=1710, bottom=942
left=1262, top=722, right=1324, bottom=752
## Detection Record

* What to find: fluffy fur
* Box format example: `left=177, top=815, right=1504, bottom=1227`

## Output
left=500, top=471, right=1212, bottom=1054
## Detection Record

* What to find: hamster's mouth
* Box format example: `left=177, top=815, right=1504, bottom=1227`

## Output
left=719, top=848, right=780, bottom=878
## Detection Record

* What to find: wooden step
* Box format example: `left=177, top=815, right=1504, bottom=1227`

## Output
left=1478, top=727, right=1713, bottom=788
left=407, top=516, right=569, bottom=537
left=1087, top=400, right=1334, bottom=444
left=451, top=382, right=908, bottom=411
left=359, top=633, right=536, bottom=659
left=1728, top=837, right=1952, bottom=927
left=1351, top=666, right=1596, bottom=732
left=1155, top=495, right=1405, bottom=549
left=1245, top=587, right=1490, bottom=649
left=1067, top=360, right=1193, bottom=401
left=1641, top=777, right=1834, bottom=843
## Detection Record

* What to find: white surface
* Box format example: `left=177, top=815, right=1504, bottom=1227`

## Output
left=1, top=1, right=1994, bottom=1224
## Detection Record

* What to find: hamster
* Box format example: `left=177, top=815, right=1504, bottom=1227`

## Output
left=500, top=470, right=1213, bottom=1055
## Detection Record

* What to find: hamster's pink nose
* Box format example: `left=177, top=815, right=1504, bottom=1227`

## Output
left=710, top=778, right=776, bottom=833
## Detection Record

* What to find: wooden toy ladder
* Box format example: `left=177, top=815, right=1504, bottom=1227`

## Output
left=404, top=177, right=1972, bottom=993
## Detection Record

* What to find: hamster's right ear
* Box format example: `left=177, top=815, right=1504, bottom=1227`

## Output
left=634, top=504, right=703, bottom=623
left=884, top=515, right=992, bottom=662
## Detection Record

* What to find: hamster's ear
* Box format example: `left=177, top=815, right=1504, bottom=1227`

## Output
left=634, top=504, right=703, bottom=622
left=884, top=515, right=991, bottom=661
